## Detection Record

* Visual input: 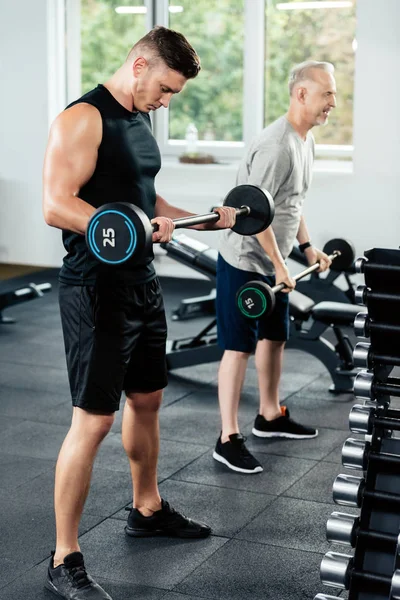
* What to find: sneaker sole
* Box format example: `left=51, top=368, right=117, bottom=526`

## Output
left=252, top=428, right=319, bottom=439
left=124, top=526, right=211, bottom=539
left=212, top=451, right=263, bottom=474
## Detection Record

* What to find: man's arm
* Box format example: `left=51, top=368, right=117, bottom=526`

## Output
left=248, top=147, right=296, bottom=290
left=151, top=193, right=236, bottom=243
left=43, top=103, right=102, bottom=234
left=296, top=215, right=331, bottom=272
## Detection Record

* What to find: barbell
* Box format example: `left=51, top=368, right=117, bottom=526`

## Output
left=354, top=370, right=400, bottom=401
left=326, top=511, right=400, bottom=551
left=333, top=473, right=400, bottom=510
left=85, top=184, right=274, bottom=266
left=349, top=403, right=400, bottom=435
left=320, top=551, right=400, bottom=596
left=236, top=238, right=355, bottom=319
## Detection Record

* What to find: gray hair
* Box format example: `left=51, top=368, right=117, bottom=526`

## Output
left=288, top=60, right=335, bottom=96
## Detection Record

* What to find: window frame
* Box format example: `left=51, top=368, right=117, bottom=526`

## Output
left=63, top=0, right=354, bottom=161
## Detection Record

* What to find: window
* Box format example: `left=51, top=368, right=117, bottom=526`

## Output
left=80, top=0, right=148, bottom=94
left=68, top=0, right=356, bottom=160
left=265, top=0, right=356, bottom=150
left=166, top=0, right=245, bottom=143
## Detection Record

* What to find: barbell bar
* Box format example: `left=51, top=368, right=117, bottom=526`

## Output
left=86, top=184, right=274, bottom=266
left=236, top=238, right=356, bottom=319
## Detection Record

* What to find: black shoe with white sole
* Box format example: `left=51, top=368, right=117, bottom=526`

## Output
left=213, top=433, right=263, bottom=474
left=252, top=407, right=318, bottom=439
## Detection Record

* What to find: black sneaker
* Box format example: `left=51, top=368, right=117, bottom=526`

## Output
left=45, top=551, right=112, bottom=599
left=252, top=407, right=318, bottom=439
left=125, top=499, right=211, bottom=538
left=213, top=433, right=263, bottom=474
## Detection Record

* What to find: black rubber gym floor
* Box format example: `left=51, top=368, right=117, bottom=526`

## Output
left=0, top=270, right=356, bottom=599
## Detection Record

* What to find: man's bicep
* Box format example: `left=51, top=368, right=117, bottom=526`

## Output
left=43, top=105, right=101, bottom=200
left=247, top=147, right=291, bottom=198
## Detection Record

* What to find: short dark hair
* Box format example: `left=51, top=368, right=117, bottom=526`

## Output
left=128, top=26, right=201, bottom=80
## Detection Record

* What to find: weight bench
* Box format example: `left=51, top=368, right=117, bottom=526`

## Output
left=162, top=233, right=363, bottom=393
left=0, top=282, right=52, bottom=324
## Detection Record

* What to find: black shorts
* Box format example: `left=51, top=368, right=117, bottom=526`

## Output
left=216, top=254, right=290, bottom=353
left=59, top=277, right=168, bottom=412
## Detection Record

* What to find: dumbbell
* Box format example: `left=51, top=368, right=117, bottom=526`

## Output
left=327, top=511, right=400, bottom=552
left=85, top=184, right=274, bottom=265
left=236, top=238, right=356, bottom=319
left=320, top=551, right=400, bottom=596
left=356, top=256, right=400, bottom=276
left=353, top=342, right=400, bottom=369
left=354, top=312, right=400, bottom=339
left=333, top=474, right=400, bottom=510
left=350, top=404, right=400, bottom=435
left=341, top=438, right=400, bottom=472
left=354, top=370, right=400, bottom=400
left=355, top=285, right=400, bottom=307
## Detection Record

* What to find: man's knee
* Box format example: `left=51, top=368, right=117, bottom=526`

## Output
left=223, top=349, right=252, bottom=361
left=72, top=407, right=115, bottom=440
left=125, top=390, right=163, bottom=413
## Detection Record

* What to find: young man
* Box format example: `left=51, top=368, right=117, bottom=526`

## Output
left=43, top=26, right=236, bottom=600
left=214, top=61, right=336, bottom=474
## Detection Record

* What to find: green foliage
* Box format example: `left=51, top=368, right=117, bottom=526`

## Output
left=265, top=0, right=356, bottom=145
left=168, top=0, right=245, bottom=141
left=81, top=0, right=356, bottom=146
left=81, top=0, right=147, bottom=93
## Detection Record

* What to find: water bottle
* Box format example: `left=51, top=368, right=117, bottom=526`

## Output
left=185, top=122, right=198, bottom=155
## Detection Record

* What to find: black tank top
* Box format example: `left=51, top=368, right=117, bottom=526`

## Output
left=59, top=85, right=161, bottom=285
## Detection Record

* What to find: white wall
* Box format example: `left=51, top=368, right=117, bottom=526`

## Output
left=0, top=0, right=399, bottom=272
left=0, top=0, right=61, bottom=266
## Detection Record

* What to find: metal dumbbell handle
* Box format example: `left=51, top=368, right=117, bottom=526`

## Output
left=273, top=251, right=340, bottom=294
left=152, top=206, right=250, bottom=231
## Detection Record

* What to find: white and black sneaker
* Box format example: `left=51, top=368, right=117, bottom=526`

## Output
left=252, top=407, right=318, bottom=439
left=213, top=433, right=263, bottom=474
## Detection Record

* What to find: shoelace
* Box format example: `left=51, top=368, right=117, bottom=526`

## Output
left=162, top=501, right=188, bottom=524
left=234, top=436, right=252, bottom=458
left=67, top=564, right=91, bottom=589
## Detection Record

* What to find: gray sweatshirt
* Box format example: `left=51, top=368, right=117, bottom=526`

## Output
left=219, top=116, right=315, bottom=275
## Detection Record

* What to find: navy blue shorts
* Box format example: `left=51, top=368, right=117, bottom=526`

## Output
left=216, top=254, right=290, bottom=352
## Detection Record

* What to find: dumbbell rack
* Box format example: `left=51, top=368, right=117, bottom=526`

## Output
left=314, top=247, right=400, bottom=600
